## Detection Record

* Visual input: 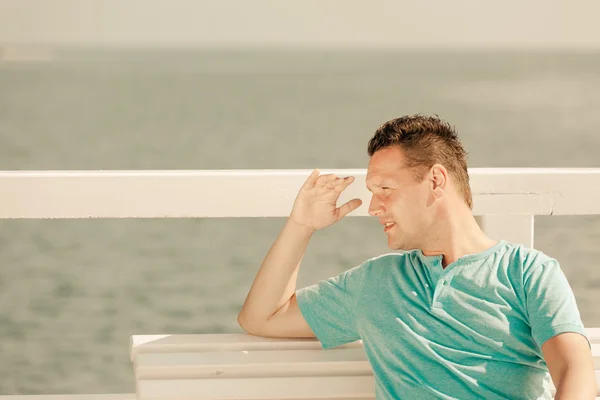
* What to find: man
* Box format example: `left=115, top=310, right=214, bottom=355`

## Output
left=237, top=115, right=596, bottom=399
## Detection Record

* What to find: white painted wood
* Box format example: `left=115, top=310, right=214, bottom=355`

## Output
left=4, top=396, right=595, bottom=400
left=0, top=396, right=135, bottom=400
left=130, top=334, right=362, bottom=361
left=136, top=376, right=376, bottom=399
left=1, top=168, right=600, bottom=218
left=476, top=215, right=535, bottom=247
left=591, top=328, right=600, bottom=343
left=0, top=397, right=374, bottom=400
left=134, top=348, right=371, bottom=380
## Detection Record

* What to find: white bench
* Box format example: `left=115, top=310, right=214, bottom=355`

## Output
left=129, top=329, right=600, bottom=399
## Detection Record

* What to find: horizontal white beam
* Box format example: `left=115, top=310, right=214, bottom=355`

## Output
left=136, top=376, right=376, bottom=399
left=135, top=348, right=372, bottom=380
left=130, top=333, right=362, bottom=361
left=1, top=168, right=600, bottom=219
left=1, top=397, right=599, bottom=400
left=0, top=396, right=134, bottom=400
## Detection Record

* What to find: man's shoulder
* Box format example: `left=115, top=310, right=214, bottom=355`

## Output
left=498, top=240, right=558, bottom=263
left=492, top=241, right=561, bottom=276
left=358, top=243, right=560, bottom=275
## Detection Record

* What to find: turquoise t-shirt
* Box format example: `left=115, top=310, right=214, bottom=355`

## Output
left=296, top=240, right=588, bottom=400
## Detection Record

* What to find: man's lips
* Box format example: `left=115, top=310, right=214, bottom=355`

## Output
left=383, top=222, right=396, bottom=232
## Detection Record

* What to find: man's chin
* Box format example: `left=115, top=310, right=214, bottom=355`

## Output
left=387, top=236, right=414, bottom=252
left=387, top=238, right=405, bottom=251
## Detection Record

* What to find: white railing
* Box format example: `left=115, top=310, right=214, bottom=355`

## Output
left=3, top=168, right=600, bottom=218
left=2, top=168, right=600, bottom=246
left=2, top=168, right=600, bottom=399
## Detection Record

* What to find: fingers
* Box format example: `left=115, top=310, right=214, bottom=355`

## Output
left=333, top=176, right=354, bottom=192
left=302, top=170, right=356, bottom=191
left=336, top=198, right=363, bottom=220
left=316, top=174, right=340, bottom=187
left=300, top=169, right=320, bottom=190
left=320, top=175, right=353, bottom=187
left=301, top=170, right=339, bottom=188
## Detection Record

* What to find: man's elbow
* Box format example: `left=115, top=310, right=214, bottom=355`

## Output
left=237, top=310, right=266, bottom=336
left=237, top=310, right=252, bottom=333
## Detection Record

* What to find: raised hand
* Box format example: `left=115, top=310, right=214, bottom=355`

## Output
left=289, top=169, right=363, bottom=232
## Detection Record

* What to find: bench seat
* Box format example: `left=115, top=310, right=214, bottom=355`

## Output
left=129, top=328, right=600, bottom=399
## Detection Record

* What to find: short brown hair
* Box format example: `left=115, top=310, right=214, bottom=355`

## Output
left=367, top=114, right=473, bottom=209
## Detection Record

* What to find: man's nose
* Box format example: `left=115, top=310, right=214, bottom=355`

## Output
left=368, top=196, right=385, bottom=216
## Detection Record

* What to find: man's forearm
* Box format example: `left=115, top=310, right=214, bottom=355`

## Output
left=554, top=366, right=597, bottom=400
left=237, top=218, right=314, bottom=329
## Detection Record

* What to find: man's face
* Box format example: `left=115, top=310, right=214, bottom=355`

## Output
left=366, top=146, right=434, bottom=250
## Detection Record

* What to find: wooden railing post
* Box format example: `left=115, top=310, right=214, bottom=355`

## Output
left=475, top=215, right=535, bottom=248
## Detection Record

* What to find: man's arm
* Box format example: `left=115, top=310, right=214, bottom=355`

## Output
left=522, top=256, right=595, bottom=398
left=237, top=170, right=361, bottom=338
left=543, top=332, right=597, bottom=399
left=237, top=218, right=317, bottom=338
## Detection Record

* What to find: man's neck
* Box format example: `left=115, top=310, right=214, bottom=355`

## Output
left=420, top=207, right=498, bottom=268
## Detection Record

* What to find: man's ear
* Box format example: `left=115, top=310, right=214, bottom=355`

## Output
left=430, top=164, right=447, bottom=199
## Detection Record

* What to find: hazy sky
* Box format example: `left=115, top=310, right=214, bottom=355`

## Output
left=1, top=0, right=599, bottom=48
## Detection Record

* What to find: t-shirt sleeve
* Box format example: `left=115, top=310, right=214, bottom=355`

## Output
left=295, top=262, right=367, bottom=349
left=523, top=256, right=588, bottom=349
